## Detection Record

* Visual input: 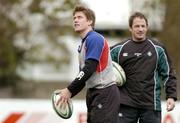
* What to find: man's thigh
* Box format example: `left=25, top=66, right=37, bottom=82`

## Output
left=87, top=85, right=120, bottom=123
left=118, top=104, right=139, bottom=123
left=139, top=109, right=161, bottom=123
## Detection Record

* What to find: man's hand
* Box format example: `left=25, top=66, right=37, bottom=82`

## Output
left=166, top=98, right=175, bottom=112
left=56, top=88, right=72, bottom=105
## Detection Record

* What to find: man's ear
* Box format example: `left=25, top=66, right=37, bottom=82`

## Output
left=129, top=27, right=132, bottom=32
left=88, top=20, right=93, bottom=26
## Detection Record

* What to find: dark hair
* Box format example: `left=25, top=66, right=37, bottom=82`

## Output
left=129, top=12, right=148, bottom=28
left=73, top=5, right=96, bottom=28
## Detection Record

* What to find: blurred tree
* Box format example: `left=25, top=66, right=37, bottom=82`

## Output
left=15, top=0, right=77, bottom=68
left=0, top=0, right=78, bottom=87
left=159, top=0, right=180, bottom=98
left=0, top=0, right=23, bottom=87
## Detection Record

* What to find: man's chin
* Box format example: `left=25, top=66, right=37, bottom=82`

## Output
left=137, top=38, right=143, bottom=41
left=136, top=37, right=145, bottom=41
left=74, top=29, right=81, bottom=33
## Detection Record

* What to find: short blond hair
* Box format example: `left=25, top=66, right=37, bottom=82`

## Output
left=73, top=5, right=96, bottom=28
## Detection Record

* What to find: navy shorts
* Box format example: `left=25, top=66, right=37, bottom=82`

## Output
left=118, top=104, right=161, bottom=123
left=86, top=84, right=120, bottom=123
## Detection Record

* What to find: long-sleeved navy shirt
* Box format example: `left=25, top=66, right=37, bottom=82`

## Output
left=110, top=38, right=177, bottom=111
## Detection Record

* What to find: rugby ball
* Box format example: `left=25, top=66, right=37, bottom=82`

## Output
left=51, top=90, right=73, bottom=119
left=112, top=61, right=126, bottom=86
